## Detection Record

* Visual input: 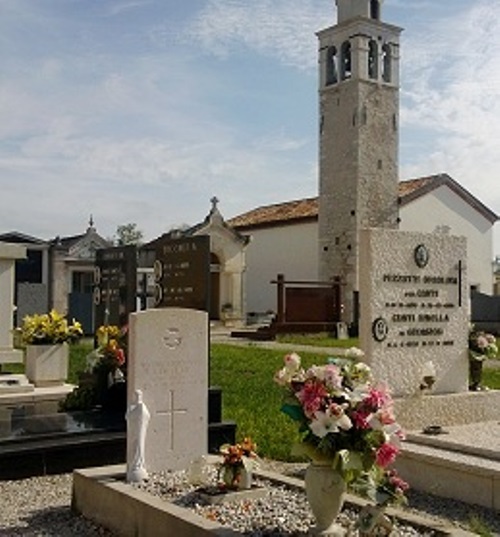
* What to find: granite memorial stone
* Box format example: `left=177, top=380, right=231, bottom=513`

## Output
left=359, top=229, right=468, bottom=396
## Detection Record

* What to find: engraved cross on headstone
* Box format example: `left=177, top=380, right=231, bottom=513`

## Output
left=156, top=389, right=187, bottom=451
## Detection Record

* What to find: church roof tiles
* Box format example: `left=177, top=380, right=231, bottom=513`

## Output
left=228, top=174, right=498, bottom=230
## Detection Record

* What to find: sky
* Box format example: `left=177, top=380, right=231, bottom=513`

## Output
left=1, top=0, right=500, bottom=253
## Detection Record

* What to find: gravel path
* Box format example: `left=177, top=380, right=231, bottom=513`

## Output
left=0, top=474, right=116, bottom=536
left=1, top=464, right=499, bottom=536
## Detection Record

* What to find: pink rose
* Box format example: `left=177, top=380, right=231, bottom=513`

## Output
left=376, top=442, right=399, bottom=467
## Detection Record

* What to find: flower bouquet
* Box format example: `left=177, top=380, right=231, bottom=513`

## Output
left=15, top=309, right=83, bottom=346
left=218, top=437, right=258, bottom=490
left=274, top=352, right=406, bottom=494
left=61, top=324, right=127, bottom=411
left=469, top=329, right=498, bottom=361
left=468, top=327, right=497, bottom=390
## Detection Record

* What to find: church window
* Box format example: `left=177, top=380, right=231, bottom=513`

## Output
left=382, top=43, right=392, bottom=82
left=340, top=41, right=352, bottom=80
left=368, top=40, right=378, bottom=79
left=326, top=46, right=338, bottom=86
left=370, top=0, right=380, bottom=20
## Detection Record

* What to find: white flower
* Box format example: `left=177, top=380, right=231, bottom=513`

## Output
left=310, top=406, right=353, bottom=438
left=284, top=352, right=301, bottom=371
left=274, top=368, right=292, bottom=386
left=345, top=347, right=365, bottom=360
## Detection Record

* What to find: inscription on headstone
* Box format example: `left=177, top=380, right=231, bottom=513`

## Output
left=153, top=236, right=210, bottom=312
left=359, top=229, right=468, bottom=396
left=94, top=245, right=137, bottom=328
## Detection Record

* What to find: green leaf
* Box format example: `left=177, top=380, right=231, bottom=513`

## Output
left=281, top=403, right=305, bottom=422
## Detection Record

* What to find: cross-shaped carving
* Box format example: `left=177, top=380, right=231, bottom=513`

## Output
left=210, top=196, right=219, bottom=210
left=156, top=390, right=187, bottom=451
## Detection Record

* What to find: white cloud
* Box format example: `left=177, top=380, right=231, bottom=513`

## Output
left=400, top=0, right=500, bottom=226
left=186, top=0, right=332, bottom=70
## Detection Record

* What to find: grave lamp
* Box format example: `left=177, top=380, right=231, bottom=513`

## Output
left=419, top=361, right=436, bottom=392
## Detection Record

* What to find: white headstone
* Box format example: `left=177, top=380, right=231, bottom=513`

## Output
left=127, top=308, right=208, bottom=472
left=359, top=229, right=468, bottom=397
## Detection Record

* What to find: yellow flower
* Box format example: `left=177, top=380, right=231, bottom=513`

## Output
left=17, top=310, right=83, bottom=345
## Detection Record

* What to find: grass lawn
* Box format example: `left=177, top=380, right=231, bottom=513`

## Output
left=210, top=343, right=326, bottom=460
left=3, top=340, right=500, bottom=462
left=276, top=332, right=359, bottom=349
left=482, top=365, right=500, bottom=390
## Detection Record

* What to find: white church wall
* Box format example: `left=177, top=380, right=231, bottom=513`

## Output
left=244, top=221, right=318, bottom=314
left=239, top=185, right=495, bottom=316
left=399, top=186, right=494, bottom=294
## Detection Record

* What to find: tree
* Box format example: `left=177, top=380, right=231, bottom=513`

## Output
left=115, top=223, right=143, bottom=246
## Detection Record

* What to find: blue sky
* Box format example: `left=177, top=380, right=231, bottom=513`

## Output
left=1, top=0, right=500, bottom=254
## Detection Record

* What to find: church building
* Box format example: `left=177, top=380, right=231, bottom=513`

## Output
left=224, top=0, right=497, bottom=321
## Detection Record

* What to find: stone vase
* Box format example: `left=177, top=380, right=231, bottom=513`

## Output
left=357, top=504, right=394, bottom=536
left=25, top=343, right=69, bottom=387
left=305, top=462, right=346, bottom=536
left=221, top=464, right=252, bottom=490
left=469, top=358, right=484, bottom=391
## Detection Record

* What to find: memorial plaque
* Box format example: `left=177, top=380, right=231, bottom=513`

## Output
left=94, top=245, right=137, bottom=328
left=154, top=236, right=210, bottom=312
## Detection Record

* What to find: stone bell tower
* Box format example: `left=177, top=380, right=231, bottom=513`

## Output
left=318, top=0, right=402, bottom=325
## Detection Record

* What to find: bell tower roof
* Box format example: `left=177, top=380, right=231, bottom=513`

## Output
left=336, top=0, right=383, bottom=23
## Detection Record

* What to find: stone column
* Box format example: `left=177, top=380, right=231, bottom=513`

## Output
left=0, top=242, right=26, bottom=365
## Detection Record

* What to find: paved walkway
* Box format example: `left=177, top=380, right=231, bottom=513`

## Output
left=211, top=328, right=500, bottom=368
left=210, top=327, right=351, bottom=357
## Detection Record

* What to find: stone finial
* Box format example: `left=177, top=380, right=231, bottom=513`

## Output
left=87, top=214, right=95, bottom=232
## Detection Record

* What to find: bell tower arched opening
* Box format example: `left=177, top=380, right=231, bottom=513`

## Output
left=370, top=0, right=380, bottom=20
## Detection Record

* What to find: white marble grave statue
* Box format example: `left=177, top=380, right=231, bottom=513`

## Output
left=126, top=389, right=150, bottom=483
left=127, top=308, right=208, bottom=472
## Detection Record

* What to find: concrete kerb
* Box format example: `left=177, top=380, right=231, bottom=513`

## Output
left=72, top=465, right=238, bottom=537
left=72, top=464, right=476, bottom=537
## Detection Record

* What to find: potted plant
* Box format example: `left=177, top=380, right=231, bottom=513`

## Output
left=16, top=310, right=83, bottom=387
left=218, top=437, right=258, bottom=490
left=61, top=324, right=127, bottom=412
left=274, top=352, right=406, bottom=535
left=468, top=327, right=498, bottom=390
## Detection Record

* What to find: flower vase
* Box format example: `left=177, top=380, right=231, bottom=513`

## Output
left=469, top=358, right=483, bottom=391
left=221, top=465, right=252, bottom=490
left=238, top=466, right=252, bottom=489
left=305, top=462, right=346, bottom=536
left=357, top=505, right=394, bottom=536
left=25, top=343, right=69, bottom=387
